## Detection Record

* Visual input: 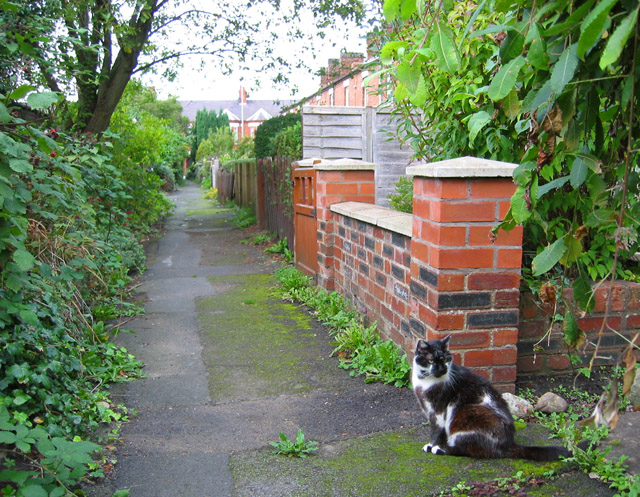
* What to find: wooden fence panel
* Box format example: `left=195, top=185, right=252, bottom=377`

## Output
left=259, top=157, right=294, bottom=251
left=302, top=105, right=414, bottom=206
left=216, top=168, right=234, bottom=204
left=233, top=161, right=257, bottom=209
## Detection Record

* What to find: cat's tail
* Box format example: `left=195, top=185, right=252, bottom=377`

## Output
left=507, top=444, right=571, bottom=461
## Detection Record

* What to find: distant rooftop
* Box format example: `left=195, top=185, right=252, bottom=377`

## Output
left=179, top=99, right=295, bottom=122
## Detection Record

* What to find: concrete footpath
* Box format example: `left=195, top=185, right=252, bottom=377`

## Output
left=87, top=183, right=622, bottom=497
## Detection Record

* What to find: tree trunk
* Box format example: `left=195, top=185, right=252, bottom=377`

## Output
left=80, top=0, right=158, bottom=134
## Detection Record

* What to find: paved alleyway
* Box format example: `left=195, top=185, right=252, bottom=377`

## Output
left=87, top=183, right=620, bottom=497
left=88, top=183, right=423, bottom=496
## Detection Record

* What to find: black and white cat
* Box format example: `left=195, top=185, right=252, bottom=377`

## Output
left=412, top=336, right=570, bottom=461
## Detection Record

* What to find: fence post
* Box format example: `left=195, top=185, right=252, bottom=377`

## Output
left=311, top=159, right=377, bottom=291
left=407, top=157, right=523, bottom=391
left=211, top=159, right=220, bottom=189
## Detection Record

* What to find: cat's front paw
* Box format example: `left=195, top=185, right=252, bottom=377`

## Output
left=422, top=443, right=445, bottom=455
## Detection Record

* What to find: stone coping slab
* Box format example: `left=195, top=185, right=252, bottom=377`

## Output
left=293, top=158, right=377, bottom=170
left=331, top=201, right=412, bottom=237
left=406, top=156, right=517, bottom=178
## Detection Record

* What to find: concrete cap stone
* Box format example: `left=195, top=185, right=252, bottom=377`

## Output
left=406, top=156, right=517, bottom=178
left=331, top=202, right=412, bottom=237
left=294, top=158, right=377, bottom=170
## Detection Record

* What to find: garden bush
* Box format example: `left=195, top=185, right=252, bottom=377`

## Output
left=254, top=113, right=301, bottom=158
left=0, top=85, right=169, bottom=495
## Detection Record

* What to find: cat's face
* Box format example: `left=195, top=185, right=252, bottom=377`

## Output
left=414, top=336, right=452, bottom=379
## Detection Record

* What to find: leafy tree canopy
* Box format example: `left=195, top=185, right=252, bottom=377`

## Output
left=380, top=0, right=639, bottom=363
left=2, top=0, right=371, bottom=134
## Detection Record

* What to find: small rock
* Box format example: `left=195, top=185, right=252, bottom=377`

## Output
left=502, top=393, right=534, bottom=418
left=629, top=369, right=640, bottom=407
left=535, top=392, right=568, bottom=413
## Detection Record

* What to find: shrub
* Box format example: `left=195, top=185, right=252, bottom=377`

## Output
left=254, top=113, right=301, bottom=158
left=272, top=121, right=302, bottom=159
left=388, top=176, right=413, bottom=213
left=272, top=267, right=410, bottom=387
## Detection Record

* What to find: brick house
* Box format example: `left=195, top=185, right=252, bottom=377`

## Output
left=180, top=87, right=294, bottom=140
left=300, top=51, right=387, bottom=108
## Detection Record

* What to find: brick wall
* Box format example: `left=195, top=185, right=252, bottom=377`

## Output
left=330, top=206, right=415, bottom=354
left=518, top=281, right=640, bottom=374
left=294, top=157, right=640, bottom=391
left=312, top=157, right=521, bottom=391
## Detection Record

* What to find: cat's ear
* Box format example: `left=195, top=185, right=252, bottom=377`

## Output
left=416, top=339, right=429, bottom=352
left=442, top=335, right=451, bottom=348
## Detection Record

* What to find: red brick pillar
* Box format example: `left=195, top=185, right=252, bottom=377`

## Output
left=309, top=159, right=376, bottom=291
left=407, top=157, right=523, bottom=391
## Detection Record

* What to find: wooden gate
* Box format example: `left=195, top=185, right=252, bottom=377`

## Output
left=293, top=166, right=318, bottom=278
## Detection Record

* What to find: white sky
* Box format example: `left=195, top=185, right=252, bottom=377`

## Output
left=142, top=9, right=370, bottom=102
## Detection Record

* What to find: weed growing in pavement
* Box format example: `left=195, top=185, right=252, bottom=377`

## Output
left=230, top=205, right=256, bottom=229
left=242, top=232, right=275, bottom=246
left=273, top=267, right=410, bottom=388
left=270, top=429, right=318, bottom=458
left=264, top=237, right=293, bottom=262
left=529, top=407, right=640, bottom=495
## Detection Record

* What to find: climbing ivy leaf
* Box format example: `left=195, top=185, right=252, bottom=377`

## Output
left=532, top=238, right=568, bottom=276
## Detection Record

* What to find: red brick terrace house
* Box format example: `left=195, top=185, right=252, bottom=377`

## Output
left=180, top=87, right=294, bottom=140
left=301, top=51, right=387, bottom=108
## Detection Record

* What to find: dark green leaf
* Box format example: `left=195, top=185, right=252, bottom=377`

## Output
left=8, top=85, right=35, bottom=100
left=26, top=91, right=59, bottom=110
left=9, top=159, right=33, bottom=173
left=568, top=152, right=602, bottom=173
left=550, top=44, right=578, bottom=94
left=502, top=89, right=521, bottom=119
left=527, top=25, right=549, bottom=70
left=563, top=311, right=585, bottom=348
left=21, top=485, right=48, bottom=497
left=537, top=176, right=569, bottom=198
left=524, top=79, right=553, bottom=113
left=573, top=273, right=595, bottom=312
left=560, top=233, right=583, bottom=265
left=532, top=237, right=568, bottom=276
left=489, top=56, right=525, bottom=101
left=0, top=102, right=11, bottom=123
left=13, top=249, right=35, bottom=271
left=578, top=0, right=618, bottom=59
left=570, top=155, right=588, bottom=188
left=510, top=185, right=532, bottom=223
left=430, top=22, right=459, bottom=73
left=468, top=111, right=492, bottom=142
left=499, top=27, right=525, bottom=63
left=600, top=8, right=638, bottom=69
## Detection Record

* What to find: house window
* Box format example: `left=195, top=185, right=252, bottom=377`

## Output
left=328, top=88, right=334, bottom=106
